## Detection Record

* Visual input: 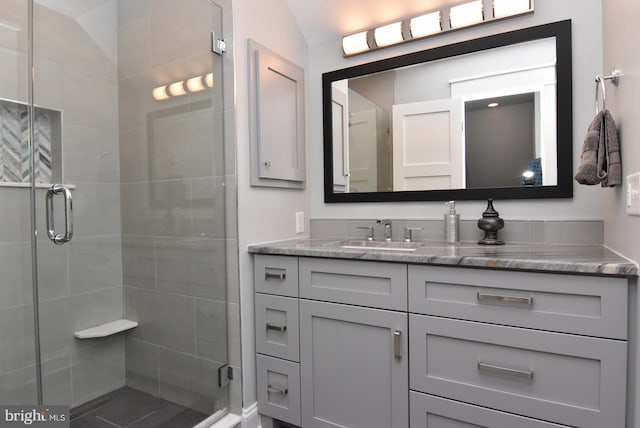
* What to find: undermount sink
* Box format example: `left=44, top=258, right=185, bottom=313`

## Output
left=337, top=240, right=422, bottom=252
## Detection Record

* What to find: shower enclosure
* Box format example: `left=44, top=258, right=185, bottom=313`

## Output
left=0, top=0, right=234, bottom=425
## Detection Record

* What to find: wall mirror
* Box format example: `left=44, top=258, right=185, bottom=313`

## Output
left=323, top=20, right=572, bottom=202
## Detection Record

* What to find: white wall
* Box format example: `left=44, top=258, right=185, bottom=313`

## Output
left=601, top=4, right=640, bottom=426
left=309, top=0, right=605, bottom=221
left=602, top=1, right=640, bottom=265
left=233, top=0, right=310, bottom=408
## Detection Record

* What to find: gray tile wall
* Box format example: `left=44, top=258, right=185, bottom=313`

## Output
left=0, top=1, right=125, bottom=407
left=310, top=218, right=605, bottom=245
left=117, top=0, right=237, bottom=416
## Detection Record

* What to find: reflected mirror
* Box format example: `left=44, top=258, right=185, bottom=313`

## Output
left=323, top=20, right=572, bottom=202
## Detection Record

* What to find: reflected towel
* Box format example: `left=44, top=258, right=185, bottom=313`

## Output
left=575, top=110, right=621, bottom=187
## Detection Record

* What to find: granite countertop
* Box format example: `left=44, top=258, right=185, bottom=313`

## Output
left=248, top=238, right=638, bottom=277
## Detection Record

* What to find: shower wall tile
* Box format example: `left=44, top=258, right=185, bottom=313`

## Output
left=226, top=238, right=239, bottom=304
left=192, top=176, right=226, bottom=239
left=38, top=288, right=126, bottom=367
left=195, top=298, right=227, bottom=363
left=155, top=237, right=226, bottom=301
left=0, top=49, right=26, bottom=103
left=69, top=236, right=123, bottom=294
left=63, top=124, right=120, bottom=183
left=125, top=336, right=159, bottom=395
left=0, top=354, right=71, bottom=406
left=0, top=305, right=36, bottom=373
left=0, top=242, right=33, bottom=310
left=227, top=302, right=240, bottom=368
left=71, top=336, right=125, bottom=407
left=157, top=347, right=227, bottom=415
left=122, top=236, right=156, bottom=289
left=72, top=182, right=122, bottom=238
left=0, top=188, right=31, bottom=243
left=35, top=239, right=70, bottom=302
left=117, top=14, right=150, bottom=79
left=125, top=287, right=196, bottom=354
left=119, top=128, right=150, bottom=183
left=63, top=68, right=118, bottom=131
left=148, top=0, right=213, bottom=69
left=69, top=287, right=125, bottom=335
left=41, top=355, right=72, bottom=406
left=121, top=179, right=193, bottom=237
left=223, top=176, right=238, bottom=240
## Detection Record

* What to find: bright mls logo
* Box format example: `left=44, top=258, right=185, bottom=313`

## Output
left=1, top=406, right=68, bottom=427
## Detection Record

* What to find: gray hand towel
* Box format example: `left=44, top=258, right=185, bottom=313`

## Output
left=575, top=111, right=604, bottom=185
left=575, top=110, right=622, bottom=187
left=600, top=110, right=621, bottom=187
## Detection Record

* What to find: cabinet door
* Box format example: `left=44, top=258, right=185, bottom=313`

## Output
left=410, top=392, right=570, bottom=428
left=300, top=300, right=408, bottom=428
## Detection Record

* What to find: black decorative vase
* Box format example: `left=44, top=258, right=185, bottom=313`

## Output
left=477, top=199, right=505, bottom=245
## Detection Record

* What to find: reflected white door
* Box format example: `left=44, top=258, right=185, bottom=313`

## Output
left=331, top=87, right=349, bottom=192
left=349, top=108, right=377, bottom=192
left=392, top=98, right=464, bottom=191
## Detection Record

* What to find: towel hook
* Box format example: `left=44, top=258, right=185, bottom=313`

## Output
left=595, top=68, right=621, bottom=114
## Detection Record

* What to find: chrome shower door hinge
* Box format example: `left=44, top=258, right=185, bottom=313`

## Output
left=218, top=364, right=233, bottom=387
left=211, top=31, right=226, bottom=55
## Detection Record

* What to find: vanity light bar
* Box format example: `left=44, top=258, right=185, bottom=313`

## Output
left=152, top=73, right=214, bottom=101
left=341, top=0, right=534, bottom=57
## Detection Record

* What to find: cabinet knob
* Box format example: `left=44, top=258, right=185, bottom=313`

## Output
left=264, top=160, right=272, bottom=167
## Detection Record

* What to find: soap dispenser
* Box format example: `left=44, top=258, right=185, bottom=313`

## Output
left=444, top=201, right=460, bottom=243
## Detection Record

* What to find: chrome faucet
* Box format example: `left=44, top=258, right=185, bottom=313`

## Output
left=377, top=219, right=392, bottom=241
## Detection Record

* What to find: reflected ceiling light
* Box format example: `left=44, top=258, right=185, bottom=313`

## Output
left=186, top=76, right=205, bottom=92
left=374, top=22, right=404, bottom=48
left=493, top=0, right=532, bottom=18
left=152, top=73, right=214, bottom=101
left=410, top=12, right=441, bottom=38
left=341, top=1, right=533, bottom=57
left=449, top=1, right=484, bottom=29
left=487, top=102, right=499, bottom=107
left=342, top=31, right=370, bottom=56
left=152, top=85, right=170, bottom=101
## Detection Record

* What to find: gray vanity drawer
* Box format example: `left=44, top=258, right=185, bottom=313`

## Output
left=299, top=258, right=407, bottom=310
left=409, top=314, right=626, bottom=428
left=408, top=265, right=628, bottom=339
left=254, top=255, right=299, bottom=297
left=255, top=293, right=299, bottom=362
left=257, top=354, right=301, bottom=426
left=410, top=392, right=571, bottom=428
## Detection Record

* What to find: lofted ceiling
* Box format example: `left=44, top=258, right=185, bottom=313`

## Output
left=285, top=0, right=467, bottom=46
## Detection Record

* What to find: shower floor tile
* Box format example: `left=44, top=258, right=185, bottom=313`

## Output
left=70, top=387, right=207, bottom=428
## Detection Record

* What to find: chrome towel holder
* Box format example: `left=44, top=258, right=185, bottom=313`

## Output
left=595, top=68, right=621, bottom=114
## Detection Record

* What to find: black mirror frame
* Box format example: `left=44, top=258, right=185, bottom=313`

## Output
left=323, top=20, right=573, bottom=203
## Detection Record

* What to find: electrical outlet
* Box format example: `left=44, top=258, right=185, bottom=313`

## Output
left=296, top=211, right=305, bottom=233
left=627, top=173, right=640, bottom=216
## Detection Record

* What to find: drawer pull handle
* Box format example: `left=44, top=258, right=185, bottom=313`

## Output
left=265, top=271, right=286, bottom=280
left=478, top=361, right=534, bottom=380
left=393, top=330, right=402, bottom=359
left=477, top=292, right=533, bottom=306
left=266, top=323, right=287, bottom=332
left=267, top=384, right=288, bottom=396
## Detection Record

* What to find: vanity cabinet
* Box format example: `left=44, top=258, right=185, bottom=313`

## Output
left=253, top=254, right=629, bottom=428
left=299, top=300, right=408, bottom=428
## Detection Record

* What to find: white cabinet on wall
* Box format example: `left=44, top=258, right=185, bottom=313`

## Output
left=248, top=40, right=305, bottom=189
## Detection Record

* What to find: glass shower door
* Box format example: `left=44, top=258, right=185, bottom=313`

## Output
left=28, top=0, right=229, bottom=423
left=0, top=0, right=40, bottom=405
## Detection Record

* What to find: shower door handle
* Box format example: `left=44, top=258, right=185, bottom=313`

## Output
left=46, top=184, right=74, bottom=245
